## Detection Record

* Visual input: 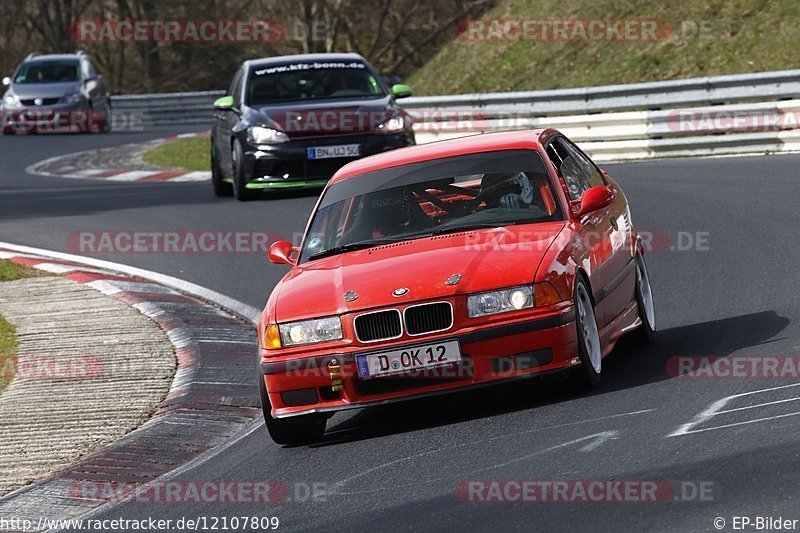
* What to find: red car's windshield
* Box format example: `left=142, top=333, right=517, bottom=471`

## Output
left=300, top=150, right=563, bottom=262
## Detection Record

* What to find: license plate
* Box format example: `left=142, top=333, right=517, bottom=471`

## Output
left=357, top=340, right=461, bottom=379
left=307, top=144, right=360, bottom=159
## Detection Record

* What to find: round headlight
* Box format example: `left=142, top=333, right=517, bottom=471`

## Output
left=509, top=289, right=529, bottom=310
left=314, top=319, right=338, bottom=340
left=479, top=293, right=501, bottom=314
left=288, top=325, right=307, bottom=344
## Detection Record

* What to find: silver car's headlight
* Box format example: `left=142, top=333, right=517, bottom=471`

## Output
left=467, top=285, right=534, bottom=318
left=279, top=316, right=343, bottom=347
left=3, top=92, right=20, bottom=109
left=62, top=92, right=82, bottom=104
left=247, top=126, right=289, bottom=144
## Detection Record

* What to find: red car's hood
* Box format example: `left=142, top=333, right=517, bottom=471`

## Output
left=273, top=222, right=565, bottom=322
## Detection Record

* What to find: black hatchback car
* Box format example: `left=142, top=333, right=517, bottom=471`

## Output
left=211, top=53, right=415, bottom=200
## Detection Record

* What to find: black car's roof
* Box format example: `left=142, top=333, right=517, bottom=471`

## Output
left=244, top=53, right=367, bottom=69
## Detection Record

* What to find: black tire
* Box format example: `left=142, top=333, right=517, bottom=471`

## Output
left=232, top=140, right=258, bottom=201
left=632, top=252, right=657, bottom=344
left=571, top=276, right=602, bottom=388
left=211, top=141, right=232, bottom=197
left=101, top=110, right=111, bottom=133
left=257, top=366, right=326, bottom=446
left=82, top=105, right=97, bottom=133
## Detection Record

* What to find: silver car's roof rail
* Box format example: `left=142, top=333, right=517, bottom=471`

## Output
left=24, top=52, right=41, bottom=61
left=75, top=49, right=88, bottom=57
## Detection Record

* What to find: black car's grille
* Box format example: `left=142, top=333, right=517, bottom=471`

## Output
left=288, top=135, right=372, bottom=148
left=354, top=310, right=402, bottom=342
left=253, top=158, right=356, bottom=180
left=404, top=303, right=453, bottom=335
left=20, top=98, right=60, bottom=106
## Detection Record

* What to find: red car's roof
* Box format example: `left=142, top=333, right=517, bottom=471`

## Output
left=328, top=129, right=555, bottom=185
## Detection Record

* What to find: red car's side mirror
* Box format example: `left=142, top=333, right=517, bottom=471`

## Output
left=574, top=186, right=613, bottom=218
left=268, top=240, right=297, bottom=265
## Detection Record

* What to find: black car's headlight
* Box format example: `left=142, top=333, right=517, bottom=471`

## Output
left=375, top=115, right=406, bottom=134
left=247, top=126, right=289, bottom=144
left=467, top=285, right=534, bottom=318
left=278, top=316, right=343, bottom=347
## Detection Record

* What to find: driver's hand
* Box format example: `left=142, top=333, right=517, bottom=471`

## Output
left=499, top=193, right=523, bottom=208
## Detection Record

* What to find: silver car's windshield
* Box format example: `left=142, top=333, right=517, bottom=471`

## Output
left=14, top=62, right=80, bottom=84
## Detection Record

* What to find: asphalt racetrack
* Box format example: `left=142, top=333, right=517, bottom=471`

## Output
left=2, top=127, right=799, bottom=532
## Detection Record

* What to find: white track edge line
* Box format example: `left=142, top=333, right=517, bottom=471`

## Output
left=0, top=241, right=260, bottom=324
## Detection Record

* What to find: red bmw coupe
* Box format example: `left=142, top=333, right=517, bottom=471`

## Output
left=258, top=129, right=656, bottom=444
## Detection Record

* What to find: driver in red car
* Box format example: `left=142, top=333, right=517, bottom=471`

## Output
left=479, top=172, right=541, bottom=210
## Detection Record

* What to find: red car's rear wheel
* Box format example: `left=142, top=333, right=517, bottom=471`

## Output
left=633, top=252, right=657, bottom=343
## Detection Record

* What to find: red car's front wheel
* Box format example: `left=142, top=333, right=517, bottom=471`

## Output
left=573, top=277, right=602, bottom=388
left=257, top=367, right=326, bottom=446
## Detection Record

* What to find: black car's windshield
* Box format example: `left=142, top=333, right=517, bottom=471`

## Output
left=300, top=150, right=563, bottom=263
left=247, top=61, right=384, bottom=105
left=14, top=61, right=79, bottom=84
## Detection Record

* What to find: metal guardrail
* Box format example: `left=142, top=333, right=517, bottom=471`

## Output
left=399, top=69, right=800, bottom=115
left=111, top=90, right=224, bottom=126
left=110, top=69, right=800, bottom=160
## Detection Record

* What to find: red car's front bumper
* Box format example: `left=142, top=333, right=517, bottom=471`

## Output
left=261, top=306, right=579, bottom=418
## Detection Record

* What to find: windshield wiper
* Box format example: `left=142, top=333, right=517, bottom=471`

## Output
left=308, top=222, right=524, bottom=260
left=427, top=222, right=514, bottom=236
left=307, top=237, right=408, bottom=261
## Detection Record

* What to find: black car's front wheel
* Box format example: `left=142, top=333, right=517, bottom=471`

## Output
left=211, top=141, right=232, bottom=197
left=232, top=140, right=258, bottom=201
left=257, top=366, right=326, bottom=446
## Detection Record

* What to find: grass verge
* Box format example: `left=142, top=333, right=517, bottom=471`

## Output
left=0, top=316, right=15, bottom=393
left=408, top=0, right=800, bottom=95
left=0, top=259, right=50, bottom=282
left=142, top=136, right=211, bottom=172
left=0, top=259, right=48, bottom=393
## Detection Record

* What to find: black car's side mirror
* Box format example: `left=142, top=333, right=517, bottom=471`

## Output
left=391, top=84, right=413, bottom=99
left=213, top=96, right=235, bottom=111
